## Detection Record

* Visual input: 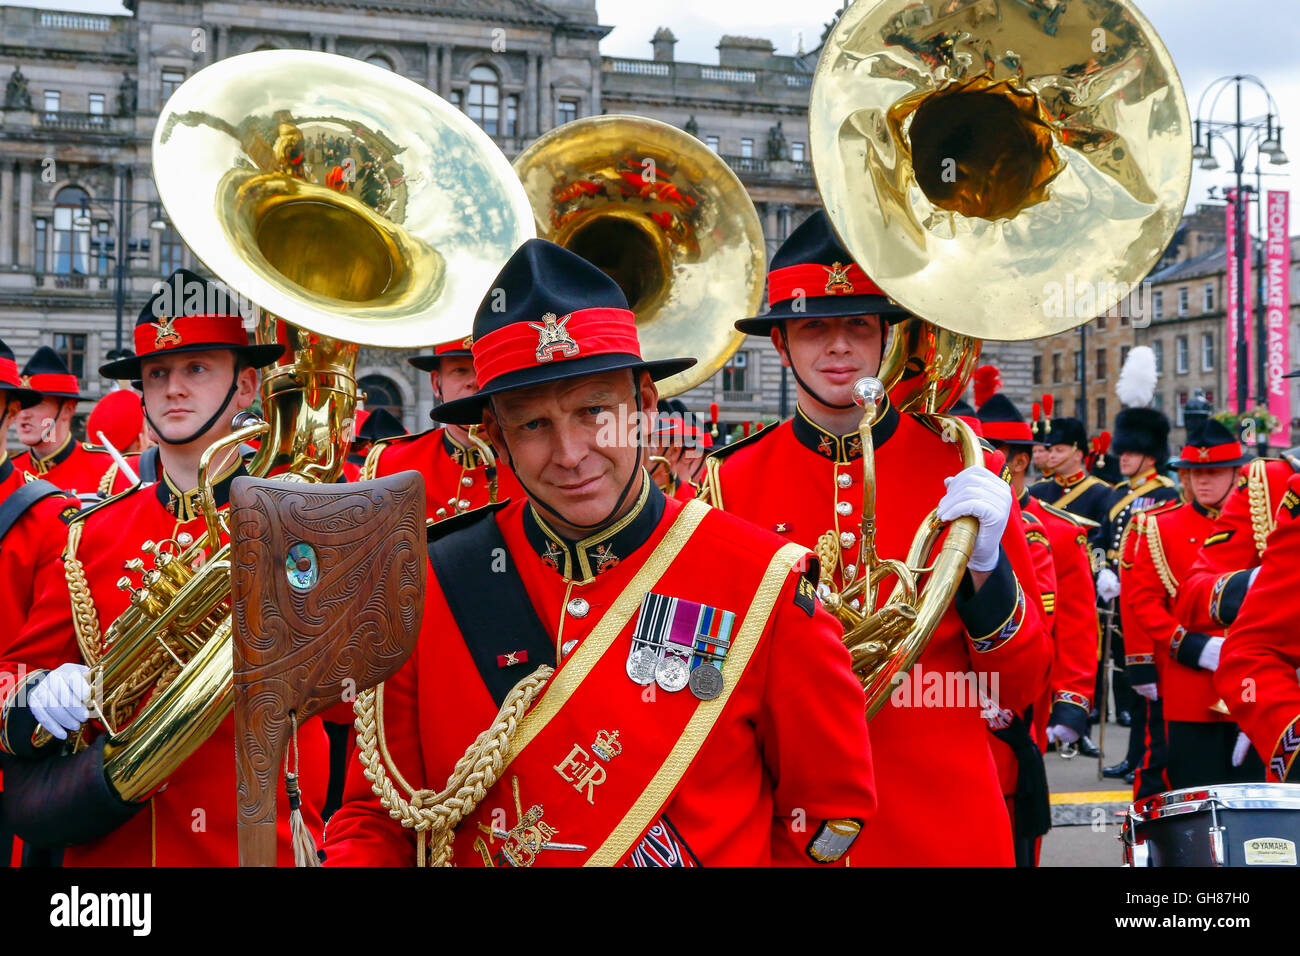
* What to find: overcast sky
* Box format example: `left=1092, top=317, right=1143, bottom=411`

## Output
left=5, top=0, right=1297, bottom=214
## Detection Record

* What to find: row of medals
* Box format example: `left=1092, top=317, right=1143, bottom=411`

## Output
left=625, top=643, right=724, bottom=701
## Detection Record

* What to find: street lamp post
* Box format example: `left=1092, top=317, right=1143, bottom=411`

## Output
left=1192, top=76, right=1289, bottom=448
left=76, top=167, right=168, bottom=352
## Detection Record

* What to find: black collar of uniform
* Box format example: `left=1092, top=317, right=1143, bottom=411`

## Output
left=522, top=470, right=663, bottom=582
left=1018, top=490, right=1031, bottom=511
left=29, top=434, right=74, bottom=474
left=442, top=429, right=484, bottom=468
left=156, top=455, right=246, bottom=522
left=0, top=456, right=11, bottom=486
left=792, top=397, right=899, bottom=463
left=1192, top=498, right=1221, bottom=520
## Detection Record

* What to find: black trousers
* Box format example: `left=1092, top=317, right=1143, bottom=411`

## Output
left=1167, top=720, right=1266, bottom=790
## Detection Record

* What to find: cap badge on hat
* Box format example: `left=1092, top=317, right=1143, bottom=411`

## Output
left=529, top=312, right=580, bottom=364
left=461, top=334, right=473, bottom=349
left=151, top=314, right=182, bottom=349
left=19, top=376, right=30, bottom=387
left=1197, top=447, right=1211, bottom=461
left=824, top=262, right=854, bottom=295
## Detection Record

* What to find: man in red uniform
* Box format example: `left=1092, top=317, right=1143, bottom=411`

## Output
left=325, top=240, right=876, bottom=867
left=11, top=347, right=128, bottom=499
left=1214, top=469, right=1300, bottom=781
left=1028, top=417, right=1114, bottom=532
left=1122, top=420, right=1263, bottom=793
left=362, top=337, right=523, bottom=521
left=0, top=337, right=78, bottom=866
left=0, top=269, right=328, bottom=865
left=697, top=211, right=1049, bottom=866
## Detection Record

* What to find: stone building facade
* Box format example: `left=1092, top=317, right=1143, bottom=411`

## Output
left=0, top=0, right=835, bottom=442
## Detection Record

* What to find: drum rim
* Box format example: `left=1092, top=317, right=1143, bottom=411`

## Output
left=1129, top=782, right=1300, bottom=824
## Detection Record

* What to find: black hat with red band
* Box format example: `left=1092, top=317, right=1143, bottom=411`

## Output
left=975, top=393, right=1038, bottom=448
left=1170, top=418, right=1253, bottom=470
left=408, top=336, right=475, bottom=373
left=99, top=269, right=285, bottom=380
left=0, top=338, right=41, bottom=409
left=735, top=210, right=910, bottom=335
left=20, top=346, right=94, bottom=402
left=433, top=240, right=695, bottom=426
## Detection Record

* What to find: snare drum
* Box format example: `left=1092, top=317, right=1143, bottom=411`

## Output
left=1122, top=783, right=1300, bottom=866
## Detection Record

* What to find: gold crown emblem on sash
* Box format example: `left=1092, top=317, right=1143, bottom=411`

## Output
left=591, top=729, right=622, bottom=761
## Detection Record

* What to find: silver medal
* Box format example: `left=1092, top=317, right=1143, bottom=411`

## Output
left=688, top=664, right=724, bottom=701
left=655, top=653, right=690, bottom=692
left=625, top=645, right=658, bottom=685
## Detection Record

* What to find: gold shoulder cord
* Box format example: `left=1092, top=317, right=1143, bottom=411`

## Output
left=1143, top=514, right=1178, bottom=598
left=353, top=667, right=553, bottom=867
left=97, top=464, right=118, bottom=496
left=359, top=440, right=386, bottom=482
left=63, top=520, right=105, bottom=666
left=1247, top=458, right=1274, bottom=558
left=699, top=456, right=724, bottom=509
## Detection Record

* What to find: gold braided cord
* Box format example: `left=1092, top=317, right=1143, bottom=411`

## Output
left=1143, top=513, right=1178, bottom=599
left=1247, top=458, right=1274, bottom=559
left=354, top=666, right=553, bottom=867
left=1117, top=511, right=1141, bottom=573
left=699, top=455, right=723, bottom=509
left=359, top=440, right=384, bottom=482
left=97, top=464, right=117, bottom=497
left=63, top=520, right=104, bottom=666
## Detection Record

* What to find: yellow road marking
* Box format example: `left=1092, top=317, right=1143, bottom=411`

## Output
left=1050, top=790, right=1132, bottom=805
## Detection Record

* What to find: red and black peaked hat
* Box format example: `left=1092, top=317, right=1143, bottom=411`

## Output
left=0, top=338, right=41, bottom=408
left=408, top=336, right=475, bottom=373
left=1171, top=418, right=1253, bottom=470
left=975, top=393, right=1038, bottom=447
left=99, top=268, right=284, bottom=380
left=736, top=209, right=910, bottom=335
left=20, top=346, right=92, bottom=402
left=433, top=239, right=695, bottom=426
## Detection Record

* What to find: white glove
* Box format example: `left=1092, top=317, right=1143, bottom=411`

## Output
left=1198, top=636, right=1225, bottom=672
left=1047, top=724, right=1079, bottom=745
left=1232, top=731, right=1252, bottom=767
left=937, top=466, right=1013, bottom=573
left=1132, top=682, right=1159, bottom=701
left=1249, top=566, right=1262, bottom=587
left=27, top=663, right=91, bottom=740
left=1096, top=568, right=1121, bottom=602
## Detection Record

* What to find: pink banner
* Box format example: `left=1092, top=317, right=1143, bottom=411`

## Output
left=1266, top=190, right=1292, bottom=446
left=1225, top=190, right=1254, bottom=411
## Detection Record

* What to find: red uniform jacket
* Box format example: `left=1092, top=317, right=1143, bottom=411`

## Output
left=704, top=403, right=1051, bottom=865
left=324, top=482, right=876, bottom=866
left=1023, top=495, right=1098, bottom=740
left=1214, top=473, right=1300, bottom=780
left=0, top=461, right=328, bottom=866
left=1122, top=500, right=1229, bottom=724
left=13, top=436, right=132, bottom=498
left=1176, top=458, right=1296, bottom=634
left=363, top=425, right=523, bottom=522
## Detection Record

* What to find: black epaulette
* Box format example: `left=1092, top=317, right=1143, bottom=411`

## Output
left=374, top=426, right=436, bottom=450
left=1039, top=500, right=1101, bottom=530
left=426, top=500, right=508, bottom=547
left=702, top=423, right=780, bottom=465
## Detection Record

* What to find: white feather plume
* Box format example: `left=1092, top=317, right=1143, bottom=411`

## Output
left=1116, top=345, right=1157, bottom=408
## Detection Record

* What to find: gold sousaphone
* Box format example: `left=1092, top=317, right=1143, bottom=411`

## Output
left=10, top=51, right=533, bottom=841
left=512, top=114, right=767, bottom=398
left=810, top=0, right=1191, bottom=714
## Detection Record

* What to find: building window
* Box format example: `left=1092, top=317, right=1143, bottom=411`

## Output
left=740, top=138, right=754, bottom=158
left=51, top=332, right=87, bottom=379
left=1175, top=335, right=1188, bottom=374
left=1096, top=396, right=1107, bottom=430
left=358, top=374, right=403, bottom=421
left=1175, top=390, right=1189, bottom=427
left=52, top=186, right=91, bottom=276
left=43, top=90, right=60, bottom=115
left=468, top=65, right=501, bottom=135
left=1052, top=352, right=1061, bottom=384
left=1120, top=313, right=1131, bottom=327
left=1073, top=349, right=1083, bottom=383
left=1201, top=331, right=1214, bottom=371
left=1178, top=286, right=1189, bottom=316
left=1095, top=347, right=1107, bottom=381
left=1032, top=354, right=1042, bottom=385
left=504, top=94, right=519, bottom=137
left=791, top=142, right=805, bottom=161
left=1203, top=282, right=1215, bottom=313
left=90, top=221, right=110, bottom=275
left=33, top=218, right=47, bottom=274
left=722, top=351, right=748, bottom=393
left=364, top=54, right=394, bottom=71
left=161, top=69, right=185, bottom=103
left=1152, top=339, right=1163, bottom=374
left=1120, top=344, right=1131, bottom=367
left=88, top=93, right=104, bottom=115
left=160, top=224, right=184, bottom=274
left=449, top=89, right=463, bottom=111
left=1073, top=397, right=1086, bottom=421
left=705, top=134, right=719, bottom=152
left=1152, top=290, right=1163, bottom=320
left=1096, top=314, right=1107, bottom=331
left=555, top=98, right=578, bottom=127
